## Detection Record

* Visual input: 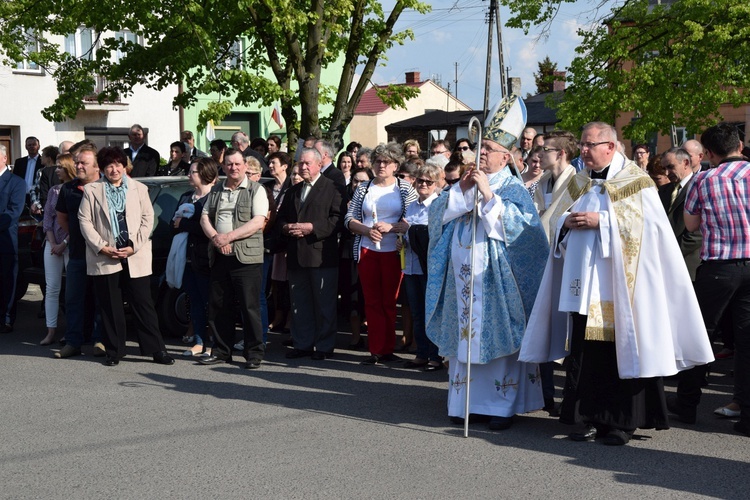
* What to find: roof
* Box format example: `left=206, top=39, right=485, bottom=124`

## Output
left=385, top=94, right=561, bottom=131
left=355, top=82, right=425, bottom=114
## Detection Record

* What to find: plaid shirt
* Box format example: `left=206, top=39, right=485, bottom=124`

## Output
left=684, top=157, right=750, bottom=260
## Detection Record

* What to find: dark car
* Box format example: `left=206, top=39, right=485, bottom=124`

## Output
left=22, top=176, right=194, bottom=337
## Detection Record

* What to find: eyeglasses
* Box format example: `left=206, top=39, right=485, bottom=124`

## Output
left=456, top=146, right=471, bottom=152
left=445, top=178, right=460, bottom=185
left=634, top=150, right=648, bottom=156
left=431, top=150, right=447, bottom=155
left=541, top=146, right=561, bottom=152
left=578, top=141, right=611, bottom=150
left=415, top=178, right=435, bottom=186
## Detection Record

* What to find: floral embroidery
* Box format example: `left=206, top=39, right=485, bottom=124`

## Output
left=494, top=375, right=518, bottom=396
left=528, top=366, right=540, bottom=384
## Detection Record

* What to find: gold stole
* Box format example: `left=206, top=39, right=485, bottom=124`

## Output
left=554, top=164, right=654, bottom=341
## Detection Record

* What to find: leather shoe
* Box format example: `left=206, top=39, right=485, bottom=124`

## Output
left=153, top=351, right=175, bottom=365
left=104, top=357, right=119, bottom=366
left=286, top=349, right=313, bottom=359
left=667, top=395, right=696, bottom=424
left=488, top=416, right=513, bottom=431
left=450, top=414, right=491, bottom=425
left=569, top=424, right=598, bottom=442
left=404, top=359, right=428, bottom=368
left=198, top=354, right=229, bottom=365
left=311, top=351, right=333, bottom=360
left=544, top=398, right=561, bottom=417
left=602, top=429, right=632, bottom=446
left=423, top=363, right=444, bottom=372
left=245, top=359, right=262, bottom=369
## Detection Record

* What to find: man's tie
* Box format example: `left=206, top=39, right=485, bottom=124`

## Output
left=301, top=182, right=312, bottom=202
left=669, top=183, right=682, bottom=210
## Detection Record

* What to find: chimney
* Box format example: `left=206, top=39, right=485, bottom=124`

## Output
left=553, top=71, right=566, bottom=92
left=405, top=71, right=421, bottom=84
left=509, top=77, right=521, bottom=97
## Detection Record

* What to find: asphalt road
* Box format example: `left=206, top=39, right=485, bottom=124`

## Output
left=0, top=286, right=747, bottom=499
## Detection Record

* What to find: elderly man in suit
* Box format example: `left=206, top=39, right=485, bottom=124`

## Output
left=124, top=124, right=160, bottom=177
left=0, top=145, right=27, bottom=332
left=13, top=136, right=42, bottom=202
left=659, top=147, right=703, bottom=281
left=278, top=148, right=344, bottom=359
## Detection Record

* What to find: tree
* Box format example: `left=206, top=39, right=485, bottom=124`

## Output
left=500, top=0, right=750, bottom=141
left=531, top=55, right=558, bottom=96
left=0, top=0, right=429, bottom=151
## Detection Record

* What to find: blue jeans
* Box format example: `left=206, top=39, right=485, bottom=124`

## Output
left=183, top=265, right=210, bottom=345
left=402, top=273, right=440, bottom=362
left=64, top=258, right=101, bottom=348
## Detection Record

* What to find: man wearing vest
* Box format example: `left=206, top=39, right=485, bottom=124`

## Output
left=199, top=148, right=269, bottom=369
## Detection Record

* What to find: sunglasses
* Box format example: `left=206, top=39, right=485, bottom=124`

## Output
left=456, top=146, right=471, bottom=152
left=445, top=178, right=460, bottom=185
left=415, top=178, right=435, bottom=186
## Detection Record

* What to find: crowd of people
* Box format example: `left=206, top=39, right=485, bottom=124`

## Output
left=1, top=109, right=749, bottom=445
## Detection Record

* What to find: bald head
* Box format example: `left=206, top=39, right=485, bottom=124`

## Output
left=520, top=127, right=536, bottom=151
left=683, top=139, right=704, bottom=172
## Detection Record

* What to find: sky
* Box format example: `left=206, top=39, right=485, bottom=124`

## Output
left=371, top=1, right=616, bottom=111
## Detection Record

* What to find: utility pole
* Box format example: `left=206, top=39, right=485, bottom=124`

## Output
left=494, top=0, right=508, bottom=98
left=482, top=0, right=495, bottom=118
left=454, top=62, right=459, bottom=100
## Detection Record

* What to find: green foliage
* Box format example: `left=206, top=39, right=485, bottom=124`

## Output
left=502, top=0, right=750, bottom=141
left=532, top=56, right=558, bottom=95
left=0, top=0, right=430, bottom=149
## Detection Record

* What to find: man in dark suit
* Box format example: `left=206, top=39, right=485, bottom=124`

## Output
left=314, top=139, right=346, bottom=190
left=0, top=145, right=27, bottom=332
left=180, top=130, right=209, bottom=161
left=124, top=124, right=160, bottom=177
left=658, top=147, right=703, bottom=281
left=12, top=136, right=42, bottom=204
left=231, top=131, right=268, bottom=172
left=278, top=147, right=344, bottom=359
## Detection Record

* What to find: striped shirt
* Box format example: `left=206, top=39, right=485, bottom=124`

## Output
left=684, top=158, right=750, bottom=260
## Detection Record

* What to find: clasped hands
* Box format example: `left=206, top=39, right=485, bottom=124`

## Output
left=369, top=220, right=408, bottom=243
left=564, top=211, right=600, bottom=230
left=100, top=245, right=134, bottom=259
left=285, top=222, right=314, bottom=239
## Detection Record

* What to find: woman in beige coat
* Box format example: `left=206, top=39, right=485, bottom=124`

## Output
left=78, top=146, right=174, bottom=366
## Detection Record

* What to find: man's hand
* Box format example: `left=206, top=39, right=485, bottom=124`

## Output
left=564, top=211, right=600, bottom=230
left=287, top=222, right=313, bottom=238
left=212, top=233, right=231, bottom=247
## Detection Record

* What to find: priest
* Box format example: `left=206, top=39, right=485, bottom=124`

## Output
left=425, top=96, right=549, bottom=431
left=520, top=122, right=714, bottom=445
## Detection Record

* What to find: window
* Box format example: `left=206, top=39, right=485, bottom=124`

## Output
left=15, top=29, right=40, bottom=72
left=64, top=27, right=95, bottom=60
left=114, top=31, right=141, bottom=62
left=217, top=39, right=242, bottom=70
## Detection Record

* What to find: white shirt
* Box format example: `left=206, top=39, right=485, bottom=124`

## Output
left=403, top=193, right=437, bottom=275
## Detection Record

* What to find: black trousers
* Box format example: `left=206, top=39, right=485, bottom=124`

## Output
left=93, top=263, right=166, bottom=360
left=0, top=253, right=17, bottom=326
left=561, top=313, right=668, bottom=432
left=680, top=260, right=750, bottom=421
left=208, top=255, right=264, bottom=362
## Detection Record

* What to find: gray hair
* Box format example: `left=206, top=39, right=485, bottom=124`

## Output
left=371, top=142, right=404, bottom=166
left=232, top=131, right=249, bottom=146
left=357, top=147, right=372, bottom=161
left=0, top=144, right=6, bottom=156
left=314, top=140, right=335, bottom=160
left=664, top=147, right=691, bottom=165
left=298, top=147, right=322, bottom=163
left=417, top=163, right=443, bottom=182
left=582, top=122, right=618, bottom=143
